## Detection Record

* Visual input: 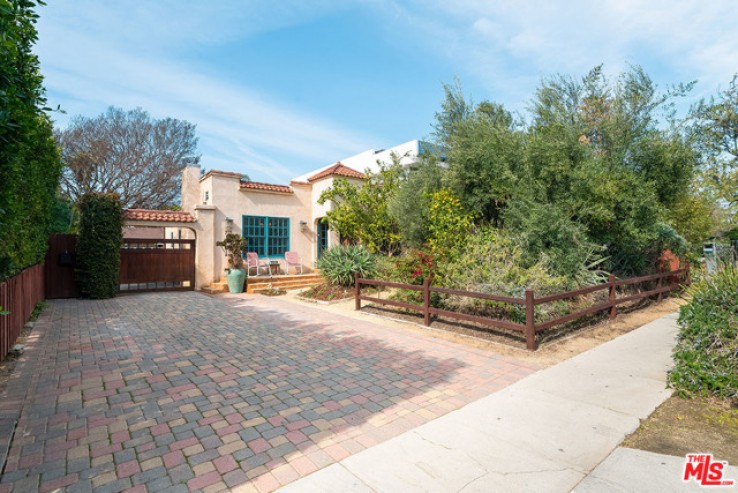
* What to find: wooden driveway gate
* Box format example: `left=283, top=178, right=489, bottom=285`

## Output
left=119, top=238, right=195, bottom=293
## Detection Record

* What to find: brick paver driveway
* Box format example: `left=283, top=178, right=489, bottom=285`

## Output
left=0, top=292, right=538, bottom=493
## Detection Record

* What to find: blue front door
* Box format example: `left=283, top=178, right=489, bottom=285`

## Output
left=317, top=219, right=329, bottom=258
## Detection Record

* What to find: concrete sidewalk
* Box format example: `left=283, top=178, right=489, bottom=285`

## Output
left=278, top=312, right=681, bottom=492
left=576, top=447, right=738, bottom=492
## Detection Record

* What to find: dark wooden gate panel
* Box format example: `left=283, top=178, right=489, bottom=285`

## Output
left=45, top=233, right=80, bottom=299
left=120, top=239, right=195, bottom=292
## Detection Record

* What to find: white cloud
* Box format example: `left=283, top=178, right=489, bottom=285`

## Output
left=372, top=0, right=738, bottom=107
left=37, top=1, right=376, bottom=183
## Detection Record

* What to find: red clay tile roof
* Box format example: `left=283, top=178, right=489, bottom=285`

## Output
left=239, top=181, right=293, bottom=193
left=307, top=162, right=365, bottom=182
left=124, top=209, right=196, bottom=223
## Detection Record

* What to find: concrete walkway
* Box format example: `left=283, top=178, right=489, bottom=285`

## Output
left=576, top=447, right=738, bottom=492
left=279, top=312, right=682, bottom=492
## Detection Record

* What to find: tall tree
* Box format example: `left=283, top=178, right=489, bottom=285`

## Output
left=389, top=153, right=444, bottom=247
left=446, top=100, right=525, bottom=226
left=524, top=66, right=698, bottom=274
left=318, top=162, right=403, bottom=255
left=0, top=0, right=63, bottom=278
left=56, top=107, right=200, bottom=209
left=690, top=74, right=738, bottom=210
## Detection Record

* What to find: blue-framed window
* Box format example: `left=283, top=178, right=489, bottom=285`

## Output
left=242, top=215, right=290, bottom=258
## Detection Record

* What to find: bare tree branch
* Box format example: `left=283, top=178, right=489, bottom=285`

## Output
left=55, top=107, right=200, bottom=209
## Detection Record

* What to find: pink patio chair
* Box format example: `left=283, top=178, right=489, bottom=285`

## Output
left=246, top=252, right=270, bottom=276
left=284, top=251, right=302, bottom=274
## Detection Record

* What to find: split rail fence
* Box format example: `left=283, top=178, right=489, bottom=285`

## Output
left=355, top=267, right=689, bottom=351
left=0, top=264, right=44, bottom=361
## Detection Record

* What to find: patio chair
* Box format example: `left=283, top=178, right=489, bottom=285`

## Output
left=245, top=252, right=270, bottom=276
left=284, top=251, right=302, bottom=274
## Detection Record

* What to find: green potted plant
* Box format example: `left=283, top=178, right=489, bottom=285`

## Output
left=216, top=233, right=249, bottom=293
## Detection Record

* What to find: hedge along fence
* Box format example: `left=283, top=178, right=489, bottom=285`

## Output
left=355, top=267, right=690, bottom=351
left=0, top=264, right=44, bottom=361
left=76, top=193, right=124, bottom=299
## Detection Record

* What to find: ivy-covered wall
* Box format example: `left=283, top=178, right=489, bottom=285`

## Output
left=0, top=1, right=63, bottom=280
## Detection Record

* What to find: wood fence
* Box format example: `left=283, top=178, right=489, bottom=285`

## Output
left=0, top=264, right=44, bottom=361
left=355, top=267, right=689, bottom=351
left=119, top=239, right=196, bottom=292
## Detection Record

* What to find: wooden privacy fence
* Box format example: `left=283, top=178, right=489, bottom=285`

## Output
left=0, top=264, right=44, bottom=362
left=355, top=267, right=689, bottom=351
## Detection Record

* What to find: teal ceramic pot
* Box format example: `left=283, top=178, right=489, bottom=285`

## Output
left=226, top=268, right=246, bottom=293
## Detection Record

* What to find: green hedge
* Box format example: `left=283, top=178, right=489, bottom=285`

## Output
left=668, top=266, right=738, bottom=398
left=0, top=1, right=63, bottom=279
left=76, top=193, right=123, bottom=299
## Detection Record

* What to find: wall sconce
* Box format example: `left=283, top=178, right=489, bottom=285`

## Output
left=224, top=217, right=234, bottom=233
left=299, top=220, right=308, bottom=232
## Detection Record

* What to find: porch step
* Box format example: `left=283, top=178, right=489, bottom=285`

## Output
left=203, top=273, right=323, bottom=294
left=202, top=282, right=227, bottom=294
left=220, top=273, right=322, bottom=284
left=246, top=276, right=323, bottom=294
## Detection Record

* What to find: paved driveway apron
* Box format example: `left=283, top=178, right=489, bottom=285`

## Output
left=0, top=292, right=538, bottom=493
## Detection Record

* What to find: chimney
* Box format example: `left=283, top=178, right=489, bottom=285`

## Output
left=181, top=164, right=201, bottom=213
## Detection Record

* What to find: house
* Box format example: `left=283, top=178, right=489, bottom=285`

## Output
left=125, top=140, right=427, bottom=290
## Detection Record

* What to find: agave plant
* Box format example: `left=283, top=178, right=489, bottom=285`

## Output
left=317, top=245, right=377, bottom=286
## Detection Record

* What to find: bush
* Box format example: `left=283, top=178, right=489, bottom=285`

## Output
left=76, top=193, right=123, bottom=299
left=505, top=199, right=604, bottom=282
left=391, top=250, right=436, bottom=285
left=426, top=189, right=475, bottom=259
left=388, top=250, right=437, bottom=305
left=317, top=245, right=376, bottom=287
left=668, top=266, right=738, bottom=398
left=436, top=228, right=569, bottom=321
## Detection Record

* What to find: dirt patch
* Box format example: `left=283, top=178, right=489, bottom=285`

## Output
left=361, top=296, right=684, bottom=367
left=623, top=395, right=738, bottom=464
left=299, top=283, right=354, bottom=302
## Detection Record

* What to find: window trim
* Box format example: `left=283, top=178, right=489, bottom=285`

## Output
left=242, top=215, right=291, bottom=258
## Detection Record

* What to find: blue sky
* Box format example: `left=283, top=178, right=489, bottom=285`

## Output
left=36, top=1, right=737, bottom=184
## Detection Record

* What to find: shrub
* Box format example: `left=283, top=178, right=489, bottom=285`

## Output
left=76, top=193, right=123, bottom=299
left=438, top=228, right=568, bottom=296
left=426, top=189, right=475, bottom=259
left=317, top=245, right=376, bottom=287
left=388, top=250, right=437, bottom=305
left=436, top=228, right=569, bottom=320
left=668, top=265, right=738, bottom=398
left=392, top=250, right=436, bottom=285
left=504, top=199, right=603, bottom=281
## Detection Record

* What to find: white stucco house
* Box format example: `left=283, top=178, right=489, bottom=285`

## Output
left=152, top=139, right=427, bottom=290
